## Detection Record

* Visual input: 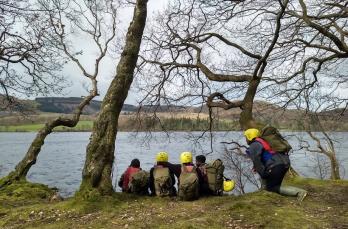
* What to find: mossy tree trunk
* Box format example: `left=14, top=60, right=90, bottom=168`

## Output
left=78, top=0, right=148, bottom=197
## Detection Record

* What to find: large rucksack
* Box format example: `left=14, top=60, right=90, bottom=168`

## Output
left=178, top=165, right=199, bottom=201
left=128, top=170, right=149, bottom=194
left=205, top=159, right=224, bottom=195
left=260, top=126, right=292, bottom=153
left=153, top=167, right=173, bottom=197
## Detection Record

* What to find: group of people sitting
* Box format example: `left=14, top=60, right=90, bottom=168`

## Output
left=118, top=126, right=308, bottom=201
left=118, top=152, right=233, bottom=200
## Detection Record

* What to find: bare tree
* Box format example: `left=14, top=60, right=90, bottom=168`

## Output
left=0, top=0, right=118, bottom=188
left=310, top=153, right=330, bottom=180
left=138, top=0, right=289, bottom=130
left=289, top=87, right=344, bottom=180
left=265, top=0, right=348, bottom=107
left=0, top=0, right=65, bottom=110
left=135, top=0, right=347, bottom=133
left=79, top=0, right=148, bottom=197
left=270, top=0, right=348, bottom=179
left=298, top=115, right=342, bottom=180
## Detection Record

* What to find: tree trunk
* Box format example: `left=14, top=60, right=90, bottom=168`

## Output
left=0, top=91, right=97, bottom=189
left=239, top=1, right=287, bottom=130
left=239, top=79, right=260, bottom=129
left=78, top=0, right=148, bottom=197
left=329, top=154, right=340, bottom=180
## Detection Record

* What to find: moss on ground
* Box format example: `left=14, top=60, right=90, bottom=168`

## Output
left=0, top=178, right=347, bottom=229
left=0, top=180, right=55, bottom=204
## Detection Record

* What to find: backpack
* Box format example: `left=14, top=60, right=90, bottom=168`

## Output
left=128, top=170, right=149, bottom=194
left=260, top=126, right=292, bottom=153
left=178, top=165, right=199, bottom=201
left=205, top=159, right=224, bottom=195
left=153, top=167, right=173, bottom=197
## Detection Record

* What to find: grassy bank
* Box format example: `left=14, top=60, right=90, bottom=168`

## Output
left=0, top=178, right=347, bottom=228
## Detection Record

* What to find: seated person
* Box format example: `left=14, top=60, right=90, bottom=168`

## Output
left=178, top=152, right=202, bottom=200
left=149, top=152, right=177, bottom=196
left=195, top=155, right=212, bottom=196
left=118, top=159, right=141, bottom=192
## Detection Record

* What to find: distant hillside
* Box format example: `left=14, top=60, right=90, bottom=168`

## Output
left=0, top=95, right=37, bottom=115
left=195, top=102, right=348, bottom=131
left=34, top=97, right=192, bottom=115
left=35, top=97, right=137, bottom=114
left=1, top=96, right=346, bottom=131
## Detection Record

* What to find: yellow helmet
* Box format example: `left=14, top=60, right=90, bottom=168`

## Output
left=180, top=151, right=193, bottom=164
left=223, top=180, right=235, bottom=192
left=244, top=128, right=260, bottom=141
left=156, top=151, right=168, bottom=162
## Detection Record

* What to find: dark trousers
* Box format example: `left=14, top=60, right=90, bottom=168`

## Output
left=264, top=164, right=288, bottom=193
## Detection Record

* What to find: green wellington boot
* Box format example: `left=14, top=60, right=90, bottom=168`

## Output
left=279, top=186, right=308, bottom=202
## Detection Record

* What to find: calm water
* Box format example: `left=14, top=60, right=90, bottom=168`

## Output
left=0, top=132, right=347, bottom=197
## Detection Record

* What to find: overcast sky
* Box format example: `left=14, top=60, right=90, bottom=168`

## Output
left=59, top=0, right=170, bottom=105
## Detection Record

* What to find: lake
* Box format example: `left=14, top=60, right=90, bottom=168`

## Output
left=0, top=132, right=347, bottom=197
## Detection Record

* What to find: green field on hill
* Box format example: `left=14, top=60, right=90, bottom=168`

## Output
left=0, top=121, right=94, bottom=132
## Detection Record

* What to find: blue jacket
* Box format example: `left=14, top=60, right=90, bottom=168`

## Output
left=247, top=140, right=290, bottom=178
